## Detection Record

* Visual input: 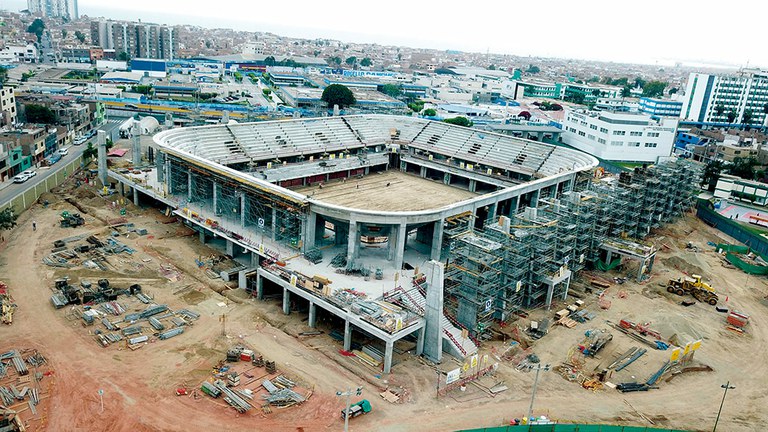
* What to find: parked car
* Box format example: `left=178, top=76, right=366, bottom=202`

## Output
left=12, top=173, right=29, bottom=183
left=74, top=136, right=87, bottom=145
left=58, top=148, right=69, bottom=156
left=22, top=170, right=36, bottom=179
left=87, top=129, right=96, bottom=138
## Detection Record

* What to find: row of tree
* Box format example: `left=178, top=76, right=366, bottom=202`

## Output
left=713, top=103, right=768, bottom=127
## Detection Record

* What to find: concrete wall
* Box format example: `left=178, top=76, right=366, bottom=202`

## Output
left=0, top=155, right=85, bottom=214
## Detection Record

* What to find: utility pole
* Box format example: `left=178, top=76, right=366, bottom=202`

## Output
left=336, top=386, right=362, bottom=432
left=526, top=363, right=550, bottom=422
left=713, top=381, right=735, bottom=432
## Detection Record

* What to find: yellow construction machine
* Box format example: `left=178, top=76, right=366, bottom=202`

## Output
left=666, top=274, right=718, bottom=305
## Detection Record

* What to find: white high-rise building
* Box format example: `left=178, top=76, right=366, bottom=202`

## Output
left=27, top=0, right=77, bottom=19
left=681, top=70, right=768, bottom=126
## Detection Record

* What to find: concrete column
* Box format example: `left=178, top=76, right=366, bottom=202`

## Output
left=430, top=219, right=444, bottom=261
left=508, top=196, right=519, bottom=217
left=132, top=186, right=139, bottom=206
left=212, top=182, right=219, bottom=215
left=256, top=272, right=264, bottom=300
left=97, top=130, right=107, bottom=187
left=166, top=159, right=172, bottom=194
left=545, top=281, right=555, bottom=311
left=187, top=170, right=193, bottom=202
left=423, top=260, right=444, bottom=363
left=132, top=122, right=141, bottom=166
left=271, top=207, right=277, bottom=241
left=199, top=230, right=206, bottom=244
left=537, top=131, right=544, bottom=141
left=383, top=340, right=394, bottom=374
left=468, top=179, right=477, bottom=192
left=343, top=320, right=352, bottom=351
left=420, top=166, right=427, bottom=178
left=346, top=218, right=358, bottom=265
left=443, top=172, right=451, bottom=185
left=251, top=252, right=259, bottom=267
left=240, top=193, right=246, bottom=227
left=226, top=239, right=234, bottom=256
left=488, top=202, right=497, bottom=222
left=305, top=211, right=317, bottom=250
left=156, top=152, right=165, bottom=182
left=238, top=269, right=247, bottom=289
left=393, top=223, right=407, bottom=271
left=530, top=190, right=540, bottom=208
left=308, top=302, right=317, bottom=328
left=416, top=326, right=425, bottom=356
left=282, top=287, right=290, bottom=315
left=120, top=182, right=125, bottom=196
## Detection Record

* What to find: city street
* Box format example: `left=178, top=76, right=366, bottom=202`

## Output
left=0, top=120, right=121, bottom=207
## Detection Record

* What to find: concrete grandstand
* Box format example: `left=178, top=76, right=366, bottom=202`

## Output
left=106, top=114, right=599, bottom=371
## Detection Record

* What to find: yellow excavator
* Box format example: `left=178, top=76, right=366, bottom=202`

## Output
left=666, top=274, right=718, bottom=305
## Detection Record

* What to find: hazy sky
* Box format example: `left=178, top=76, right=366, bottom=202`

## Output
left=2, top=0, right=762, bottom=68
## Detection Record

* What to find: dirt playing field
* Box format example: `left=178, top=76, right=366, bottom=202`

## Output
left=1, top=163, right=768, bottom=431
left=292, top=170, right=479, bottom=211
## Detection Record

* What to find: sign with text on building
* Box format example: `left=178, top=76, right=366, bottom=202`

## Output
left=446, top=368, right=461, bottom=385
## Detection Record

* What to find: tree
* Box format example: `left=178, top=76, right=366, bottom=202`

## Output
left=423, top=108, right=437, bottom=117
left=726, top=109, right=738, bottom=124
left=345, top=56, right=357, bottom=66
left=0, top=208, right=18, bottom=231
left=634, top=77, right=646, bottom=89
left=526, top=64, right=540, bottom=74
left=588, top=76, right=600, bottom=83
left=517, top=110, right=532, bottom=120
left=380, top=84, right=402, bottom=98
left=321, top=84, right=355, bottom=109
left=61, top=29, right=67, bottom=39
left=360, top=57, right=372, bottom=67
left=728, top=157, right=759, bottom=180
left=74, top=30, right=86, bottom=43
left=26, top=18, right=45, bottom=42
left=82, top=142, right=97, bottom=160
left=264, top=56, right=276, bottom=66
left=407, top=101, right=424, bottom=112
left=715, top=104, right=725, bottom=117
left=132, top=85, right=153, bottom=95
left=642, top=80, right=668, bottom=97
left=487, top=64, right=496, bottom=70
left=742, top=109, right=753, bottom=126
left=669, top=87, right=679, bottom=95
left=25, top=104, right=56, bottom=123
left=117, top=51, right=130, bottom=61
left=0, top=67, right=7, bottom=84
left=328, top=56, right=342, bottom=66
left=621, top=86, right=632, bottom=98
left=444, top=116, right=473, bottom=127
left=566, top=93, right=586, bottom=105
left=700, top=159, right=725, bottom=192
left=591, top=89, right=602, bottom=98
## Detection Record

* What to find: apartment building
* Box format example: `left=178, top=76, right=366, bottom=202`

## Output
left=681, top=70, right=768, bottom=126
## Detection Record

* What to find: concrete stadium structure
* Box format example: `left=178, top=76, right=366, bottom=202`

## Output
left=107, top=114, right=599, bottom=372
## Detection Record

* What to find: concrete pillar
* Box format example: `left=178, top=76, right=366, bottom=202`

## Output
left=343, top=320, right=352, bottom=351
left=238, top=269, right=247, bottom=289
left=530, top=190, right=540, bottom=208
left=393, top=223, right=407, bottom=271
left=212, top=182, right=219, bottom=215
left=383, top=340, right=394, bottom=374
left=430, top=219, right=444, bottom=261
left=256, top=272, right=264, bottom=300
left=156, top=152, right=165, bottom=182
left=488, top=202, right=497, bottom=222
left=120, top=182, right=125, bottom=196
left=226, top=239, right=234, bottom=256
left=132, top=122, right=141, bottom=166
left=199, top=230, right=206, bottom=244
left=416, top=326, right=425, bottom=356
left=468, top=179, right=477, bottom=192
left=545, top=281, right=555, bottom=311
left=420, top=166, right=427, bottom=178
left=97, top=130, right=107, bottom=187
left=271, top=207, right=277, bottom=241
left=537, top=131, right=544, bottom=141
left=308, top=302, right=317, bottom=328
left=443, top=172, right=451, bottom=185
left=251, top=252, right=259, bottom=267
left=305, top=211, right=317, bottom=250
left=423, top=260, right=444, bottom=363
left=132, top=186, right=139, bottom=206
left=508, top=196, right=519, bottom=217
left=166, top=159, right=172, bottom=194
left=346, top=218, right=358, bottom=265
left=240, top=193, right=246, bottom=227
left=282, top=287, right=290, bottom=315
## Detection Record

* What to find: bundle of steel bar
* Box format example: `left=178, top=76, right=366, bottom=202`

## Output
left=214, top=380, right=252, bottom=412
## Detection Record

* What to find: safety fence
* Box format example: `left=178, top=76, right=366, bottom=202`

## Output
left=696, top=199, right=768, bottom=258
left=458, top=424, right=692, bottom=432
left=0, top=155, right=85, bottom=214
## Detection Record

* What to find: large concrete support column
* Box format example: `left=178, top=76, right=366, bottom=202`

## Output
left=346, top=218, right=358, bottom=265
left=343, top=320, right=352, bottom=351
left=545, top=281, right=555, bottom=311
left=97, top=130, right=107, bottom=187
left=271, top=207, right=277, bottom=241
left=240, top=193, right=246, bottom=227
left=383, top=340, right=394, bottom=374
left=393, top=223, right=407, bottom=271
left=226, top=239, right=234, bottom=256
left=212, top=182, right=219, bottom=215
left=308, top=302, right=317, bottom=328
left=443, top=172, right=451, bottom=185
left=468, top=179, right=477, bottom=193
left=282, top=288, right=291, bottom=315
left=488, top=202, right=497, bottom=222
left=187, top=169, right=192, bottom=202
left=305, top=211, right=317, bottom=250
left=420, top=166, right=427, bottom=178
left=166, top=159, right=173, bottom=194
left=256, top=272, right=264, bottom=300
left=430, top=219, right=444, bottom=261
left=423, top=260, right=444, bottom=363
left=199, top=230, right=206, bottom=244
left=156, top=152, right=165, bottom=183
left=132, top=122, right=141, bottom=166
left=416, top=326, right=425, bottom=356
left=238, top=270, right=247, bottom=289
left=120, top=182, right=125, bottom=196
left=251, top=252, right=259, bottom=267
left=530, top=190, right=540, bottom=208
left=133, top=186, right=139, bottom=206
left=508, top=196, right=519, bottom=217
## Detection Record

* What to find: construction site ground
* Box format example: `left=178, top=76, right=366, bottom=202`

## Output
left=1, top=170, right=768, bottom=431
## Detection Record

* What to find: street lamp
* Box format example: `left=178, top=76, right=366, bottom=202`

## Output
left=526, top=363, right=550, bottom=422
left=337, top=386, right=362, bottom=432
left=713, top=381, right=735, bottom=432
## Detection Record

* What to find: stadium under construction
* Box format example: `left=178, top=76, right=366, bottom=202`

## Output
left=102, top=114, right=700, bottom=371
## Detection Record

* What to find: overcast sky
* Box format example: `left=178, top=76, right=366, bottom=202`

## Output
left=3, top=0, right=762, bottom=68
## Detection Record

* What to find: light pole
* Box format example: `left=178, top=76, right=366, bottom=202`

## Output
left=337, top=386, right=362, bottom=432
left=526, top=363, right=550, bottom=422
left=713, top=381, right=735, bottom=432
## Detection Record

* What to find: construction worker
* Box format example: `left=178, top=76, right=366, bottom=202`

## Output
left=32, top=221, right=36, bottom=231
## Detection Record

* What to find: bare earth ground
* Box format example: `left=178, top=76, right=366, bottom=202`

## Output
left=1, top=173, right=768, bottom=431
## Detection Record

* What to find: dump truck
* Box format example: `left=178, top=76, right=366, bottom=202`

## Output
left=666, top=274, right=718, bottom=305
left=341, top=399, right=372, bottom=420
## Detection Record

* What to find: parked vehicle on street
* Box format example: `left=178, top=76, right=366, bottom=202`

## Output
left=12, top=173, right=30, bottom=183
left=58, top=148, right=69, bottom=156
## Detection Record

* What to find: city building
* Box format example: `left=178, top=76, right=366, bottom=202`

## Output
left=27, top=0, right=77, bottom=19
left=563, top=83, right=622, bottom=104
left=0, top=86, right=17, bottom=126
left=561, top=108, right=677, bottom=162
left=681, top=70, right=768, bottom=126
left=90, top=20, right=178, bottom=60
left=516, top=80, right=562, bottom=99
left=0, top=44, right=39, bottom=63
left=638, top=97, right=683, bottom=117
left=715, top=174, right=768, bottom=206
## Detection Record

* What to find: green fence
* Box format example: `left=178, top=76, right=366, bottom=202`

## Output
left=716, top=243, right=768, bottom=275
left=458, top=425, right=692, bottom=432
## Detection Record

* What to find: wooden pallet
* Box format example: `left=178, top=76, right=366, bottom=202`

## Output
left=557, top=317, right=578, bottom=328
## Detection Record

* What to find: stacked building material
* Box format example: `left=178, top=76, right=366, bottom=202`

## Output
left=139, top=304, right=168, bottom=318
left=158, top=327, right=184, bottom=340
left=148, top=317, right=165, bottom=331
left=11, top=355, right=27, bottom=375
left=214, top=380, right=251, bottom=412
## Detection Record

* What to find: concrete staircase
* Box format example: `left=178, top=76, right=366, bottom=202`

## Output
left=385, top=285, right=477, bottom=358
